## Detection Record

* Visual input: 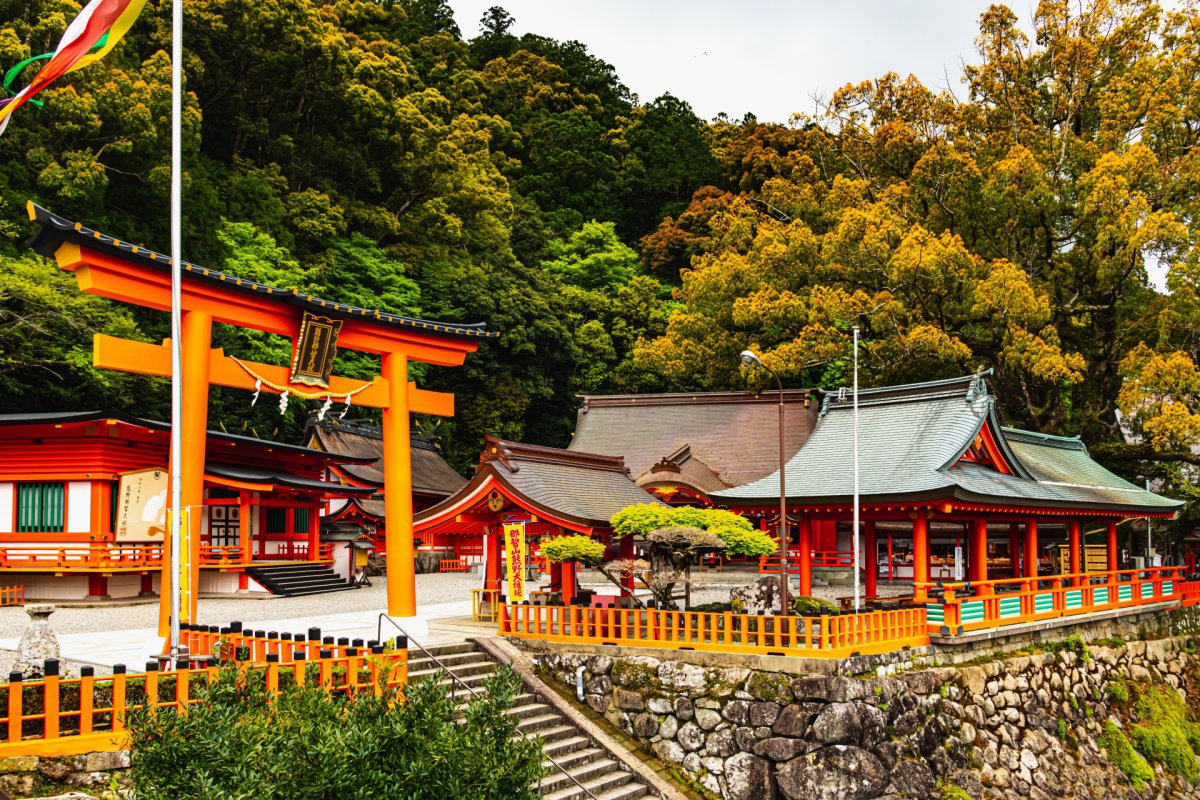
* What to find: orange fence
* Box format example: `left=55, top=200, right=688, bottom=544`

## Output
left=438, top=558, right=470, bottom=573
left=923, top=567, right=1184, bottom=634
left=0, top=585, right=23, bottom=606
left=1182, top=580, right=1200, bottom=608
left=0, top=542, right=335, bottom=572
left=178, top=622, right=405, bottom=662
left=499, top=603, right=929, bottom=658
left=1, top=644, right=407, bottom=758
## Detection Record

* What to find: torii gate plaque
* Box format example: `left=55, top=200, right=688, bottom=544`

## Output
left=27, top=203, right=495, bottom=634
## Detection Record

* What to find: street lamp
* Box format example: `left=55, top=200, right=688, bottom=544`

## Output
left=740, top=350, right=790, bottom=612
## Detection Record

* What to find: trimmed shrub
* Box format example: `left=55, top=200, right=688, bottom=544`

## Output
left=127, top=659, right=544, bottom=799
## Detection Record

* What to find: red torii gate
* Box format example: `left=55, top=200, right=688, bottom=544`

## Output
left=27, top=203, right=495, bottom=632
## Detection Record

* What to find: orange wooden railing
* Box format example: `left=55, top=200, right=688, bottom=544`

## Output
left=0, top=541, right=336, bottom=571
left=0, top=585, right=23, bottom=606
left=1182, top=580, right=1200, bottom=608
left=438, top=558, right=470, bottom=573
left=759, top=550, right=854, bottom=574
left=922, top=567, right=1184, bottom=634
left=499, top=603, right=929, bottom=658
left=0, top=543, right=163, bottom=571
left=0, top=643, right=407, bottom=758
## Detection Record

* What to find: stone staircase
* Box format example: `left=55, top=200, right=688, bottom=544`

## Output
left=408, top=643, right=657, bottom=800
left=244, top=562, right=358, bottom=597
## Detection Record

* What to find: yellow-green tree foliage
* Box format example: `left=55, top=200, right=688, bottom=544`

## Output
left=541, top=535, right=606, bottom=566
left=610, top=504, right=777, bottom=556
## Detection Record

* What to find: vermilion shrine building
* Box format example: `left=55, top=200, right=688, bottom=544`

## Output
left=0, top=411, right=375, bottom=600
left=715, top=374, right=1181, bottom=611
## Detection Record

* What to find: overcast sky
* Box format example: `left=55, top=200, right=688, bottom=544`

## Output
left=447, top=0, right=1019, bottom=123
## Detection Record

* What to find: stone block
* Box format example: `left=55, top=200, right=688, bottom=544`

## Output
left=633, top=712, right=660, bottom=738
left=675, top=696, right=694, bottom=721
left=753, top=736, right=811, bottom=761
left=0, top=756, right=38, bottom=774
left=776, top=745, right=888, bottom=800
left=678, top=721, right=705, bottom=751
left=809, top=702, right=886, bottom=748
left=723, top=752, right=773, bottom=800
left=695, top=707, right=722, bottom=731
left=705, top=728, right=736, bottom=757
left=722, top=699, right=750, bottom=725
left=772, top=703, right=812, bottom=738
left=749, top=701, right=780, bottom=727
left=614, top=688, right=645, bottom=711
left=652, top=739, right=685, bottom=764
left=886, top=759, right=936, bottom=798
left=659, top=714, right=678, bottom=740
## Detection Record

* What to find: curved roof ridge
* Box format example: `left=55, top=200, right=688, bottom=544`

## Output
left=1001, top=426, right=1087, bottom=451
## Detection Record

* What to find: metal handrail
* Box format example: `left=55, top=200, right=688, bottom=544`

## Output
left=377, top=613, right=601, bottom=800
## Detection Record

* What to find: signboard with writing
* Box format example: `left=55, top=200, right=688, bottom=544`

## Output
left=115, top=468, right=168, bottom=542
left=289, top=311, right=343, bottom=388
left=504, top=522, right=527, bottom=602
left=954, top=546, right=964, bottom=581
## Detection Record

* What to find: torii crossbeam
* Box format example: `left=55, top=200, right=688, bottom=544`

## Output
left=26, top=202, right=496, bottom=634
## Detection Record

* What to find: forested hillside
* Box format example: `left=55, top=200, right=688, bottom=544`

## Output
left=1, top=0, right=1198, bottom=527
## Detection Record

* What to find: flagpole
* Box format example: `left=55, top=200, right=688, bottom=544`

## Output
left=852, top=325, right=860, bottom=613
left=167, top=0, right=183, bottom=659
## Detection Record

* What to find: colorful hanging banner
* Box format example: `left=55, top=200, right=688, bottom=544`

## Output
left=0, top=0, right=148, bottom=135
left=504, top=522, right=527, bottom=602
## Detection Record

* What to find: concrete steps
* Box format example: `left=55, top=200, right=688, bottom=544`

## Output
left=417, top=643, right=654, bottom=800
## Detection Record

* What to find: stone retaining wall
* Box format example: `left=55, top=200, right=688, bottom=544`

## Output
left=0, top=751, right=130, bottom=798
left=538, top=634, right=1200, bottom=800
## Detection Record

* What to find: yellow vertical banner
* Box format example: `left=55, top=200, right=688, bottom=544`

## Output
left=170, top=507, right=193, bottom=624
left=504, top=522, right=526, bottom=602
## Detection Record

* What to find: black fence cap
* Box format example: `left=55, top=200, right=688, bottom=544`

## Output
left=8, top=671, right=21, bottom=682
left=337, top=637, right=349, bottom=646
left=145, top=661, right=159, bottom=673
left=281, top=633, right=293, bottom=641
left=293, top=651, right=307, bottom=661
left=393, top=636, right=408, bottom=650
left=43, top=659, right=60, bottom=677
left=113, top=664, right=126, bottom=674
left=308, top=627, right=321, bottom=640
left=322, top=636, right=334, bottom=645
left=320, top=649, right=332, bottom=659
left=80, top=666, right=95, bottom=677
left=266, top=653, right=279, bottom=664
left=230, top=621, right=243, bottom=632
left=346, top=647, right=358, bottom=656
left=370, top=645, right=384, bottom=654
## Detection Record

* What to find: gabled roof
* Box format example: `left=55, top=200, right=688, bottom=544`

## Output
left=27, top=202, right=496, bottom=341
left=569, top=390, right=818, bottom=492
left=635, top=444, right=726, bottom=496
left=713, top=373, right=1182, bottom=515
left=306, top=421, right=466, bottom=498
left=414, top=437, right=663, bottom=533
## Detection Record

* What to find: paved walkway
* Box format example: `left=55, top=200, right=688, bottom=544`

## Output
left=0, top=576, right=499, bottom=673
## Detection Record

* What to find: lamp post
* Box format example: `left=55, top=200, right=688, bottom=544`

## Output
left=740, top=350, right=789, bottom=612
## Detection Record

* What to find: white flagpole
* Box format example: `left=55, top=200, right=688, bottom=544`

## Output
left=167, top=0, right=183, bottom=658
left=852, top=325, right=860, bottom=612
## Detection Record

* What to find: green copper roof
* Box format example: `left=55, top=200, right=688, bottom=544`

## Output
left=713, top=374, right=1181, bottom=514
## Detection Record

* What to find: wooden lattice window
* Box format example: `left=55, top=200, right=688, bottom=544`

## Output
left=16, top=482, right=65, bottom=532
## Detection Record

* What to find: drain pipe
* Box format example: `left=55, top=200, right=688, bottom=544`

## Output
left=575, top=665, right=586, bottom=702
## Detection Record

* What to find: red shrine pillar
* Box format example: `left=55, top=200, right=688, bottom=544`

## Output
left=619, top=534, right=636, bottom=597
left=484, top=527, right=502, bottom=592
left=912, top=515, right=930, bottom=601
left=1106, top=521, right=1118, bottom=573
left=1024, top=519, right=1039, bottom=577
left=864, top=521, right=878, bottom=598
left=1008, top=523, right=1021, bottom=578
left=970, top=519, right=989, bottom=594
left=798, top=517, right=813, bottom=597
left=1068, top=519, right=1082, bottom=585
left=561, top=561, right=577, bottom=605
left=306, top=501, right=320, bottom=561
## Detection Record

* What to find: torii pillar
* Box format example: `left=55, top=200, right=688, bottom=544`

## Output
left=27, top=202, right=493, bottom=634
